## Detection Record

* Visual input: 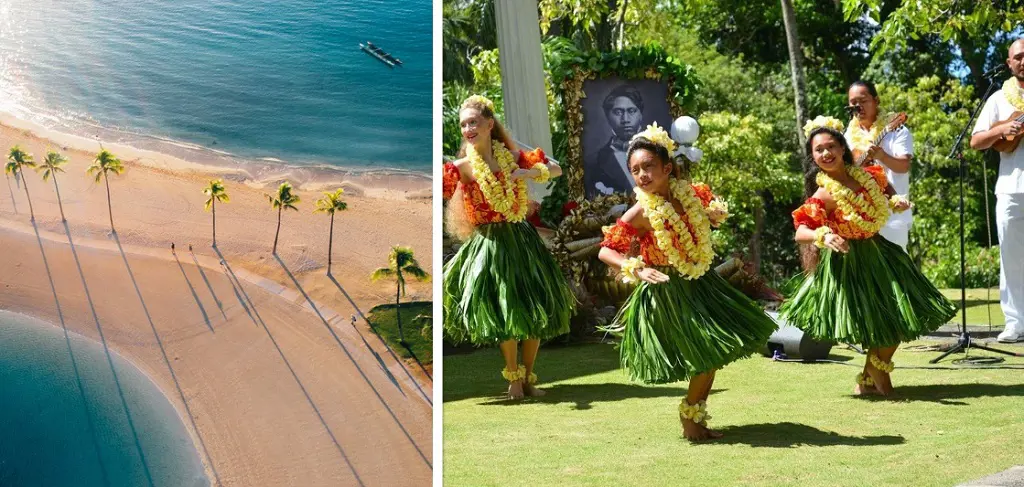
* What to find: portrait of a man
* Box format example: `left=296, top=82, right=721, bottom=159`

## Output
left=581, top=78, right=671, bottom=199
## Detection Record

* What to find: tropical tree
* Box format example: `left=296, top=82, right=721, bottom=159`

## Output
left=86, top=150, right=125, bottom=232
left=37, top=150, right=69, bottom=222
left=371, top=246, right=431, bottom=346
left=414, top=313, right=433, bottom=340
left=313, top=188, right=348, bottom=275
left=6, top=146, right=37, bottom=221
left=202, top=179, right=230, bottom=247
left=266, top=181, right=299, bottom=254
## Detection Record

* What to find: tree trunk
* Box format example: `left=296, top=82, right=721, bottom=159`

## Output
left=749, top=193, right=764, bottom=274
left=273, top=206, right=282, bottom=254
left=53, top=176, right=66, bottom=222
left=103, top=171, right=115, bottom=232
left=615, top=0, right=629, bottom=50
left=327, top=212, right=335, bottom=275
left=212, top=199, right=217, bottom=247
left=395, top=279, right=405, bottom=345
left=21, top=172, right=35, bottom=221
left=781, top=0, right=818, bottom=271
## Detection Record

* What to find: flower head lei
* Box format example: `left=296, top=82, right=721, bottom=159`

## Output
left=803, top=115, right=845, bottom=138
left=632, top=121, right=678, bottom=153
left=462, top=94, right=495, bottom=112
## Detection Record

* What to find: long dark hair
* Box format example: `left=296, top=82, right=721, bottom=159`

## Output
left=627, top=136, right=679, bottom=178
left=804, top=127, right=853, bottom=178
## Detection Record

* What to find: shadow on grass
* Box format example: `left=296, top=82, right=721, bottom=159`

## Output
left=113, top=233, right=222, bottom=486
left=444, top=343, right=624, bottom=402
left=327, top=273, right=434, bottom=394
left=213, top=247, right=365, bottom=486
left=273, top=254, right=431, bottom=469
left=712, top=422, right=905, bottom=447
left=862, top=383, right=1024, bottom=405
left=63, top=223, right=155, bottom=487
left=31, top=221, right=109, bottom=485
left=478, top=384, right=726, bottom=410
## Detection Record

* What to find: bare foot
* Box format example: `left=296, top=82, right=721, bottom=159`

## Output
left=681, top=417, right=711, bottom=442
left=853, top=383, right=882, bottom=396
left=523, top=384, right=546, bottom=397
left=507, top=381, right=524, bottom=400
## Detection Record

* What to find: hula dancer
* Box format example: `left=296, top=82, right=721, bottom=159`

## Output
left=598, top=123, right=777, bottom=441
left=442, top=95, right=574, bottom=400
left=780, top=119, right=957, bottom=396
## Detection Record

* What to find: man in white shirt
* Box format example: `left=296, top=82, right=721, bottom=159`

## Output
left=845, top=80, right=914, bottom=249
left=970, top=39, right=1024, bottom=343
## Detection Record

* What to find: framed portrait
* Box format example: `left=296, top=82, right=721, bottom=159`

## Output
left=549, top=46, right=697, bottom=203
left=580, top=78, right=672, bottom=199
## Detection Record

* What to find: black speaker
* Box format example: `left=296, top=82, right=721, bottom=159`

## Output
left=760, top=311, right=834, bottom=361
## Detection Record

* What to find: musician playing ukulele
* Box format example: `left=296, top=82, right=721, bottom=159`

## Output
left=969, top=38, right=1024, bottom=344
left=845, top=80, right=914, bottom=249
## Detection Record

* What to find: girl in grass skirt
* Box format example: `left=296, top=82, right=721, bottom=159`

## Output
left=442, top=95, right=574, bottom=400
left=779, top=121, right=957, bottom=396
left=598, top=123, right=777, bottom=441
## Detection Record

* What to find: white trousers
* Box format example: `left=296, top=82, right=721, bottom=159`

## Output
left=879, top=212, right=911, bottom=250
left=997, top=193, right=1024, bottom=335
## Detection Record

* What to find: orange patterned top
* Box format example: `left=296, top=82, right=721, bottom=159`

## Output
left=791, top=165, right=889, bottom=240
left=599, top=183, right=717, bottom=266
left=442, top=148, right=547, bottom=226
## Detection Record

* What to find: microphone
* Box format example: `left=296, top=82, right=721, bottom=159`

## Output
left=845, top=105, right=862, bottom=116
left=982, top=64, right=1007, bottom=78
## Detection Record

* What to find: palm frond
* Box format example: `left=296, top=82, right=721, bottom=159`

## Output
left=402, top=265, right=431, bottom=282
left=370, top=268, right=396, bottom=281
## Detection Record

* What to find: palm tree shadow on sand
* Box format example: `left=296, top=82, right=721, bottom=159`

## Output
left=271, top=253, right=432, bottom=469
left=710, top=422, right=905, bottom=447
left=212, top=246, right=365, bottom=486
left=111, top=231, right=223, bottom=486
left=61, top=221, right=156, bottom=487
left=326, top=272, right=433, bottom=403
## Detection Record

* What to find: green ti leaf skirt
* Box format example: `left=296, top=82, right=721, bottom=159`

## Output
left=443, top=221, right=574, bottom=344
left=605, top=267, right=778, bottom=384
left=779, top=235, right=957, bottom=348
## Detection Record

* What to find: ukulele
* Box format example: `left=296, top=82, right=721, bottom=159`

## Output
left=852, top=112, right=908, bottom=167
left=991, top=111, right=1024, bottom=153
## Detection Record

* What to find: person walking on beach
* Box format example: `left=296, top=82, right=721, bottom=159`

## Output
left=597, top=123, right=776, bottom=441
left=171, top=242, right=175, bottom=254
left=442, top=94, right=573, bottom=400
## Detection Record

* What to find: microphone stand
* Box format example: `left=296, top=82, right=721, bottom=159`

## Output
left=931, top=71, right=1023, bottom=363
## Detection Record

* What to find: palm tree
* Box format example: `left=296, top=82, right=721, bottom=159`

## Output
left=371, top=246, right=430, bottom=346
left=203, top=179, right=230, bottom=247
left=313, top=188, right=348, bottom=275
left=413, top=313, right=432, bottom=340
left=86, top=150, right=125, bottom=232
left=266, top=181, right=299, bottom=254
left=38, top=150, right=69, bottom=222
left=6, top=146, right=37, bottom=221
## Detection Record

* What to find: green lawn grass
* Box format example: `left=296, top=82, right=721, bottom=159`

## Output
left=443, top=342, right=1024, bottom=486
left=940, top=288, right=1004, bottom=326
left=366, top=301, right=432, bottom=364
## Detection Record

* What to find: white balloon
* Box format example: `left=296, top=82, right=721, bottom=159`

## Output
left=670, top=116, right=700, bottom=145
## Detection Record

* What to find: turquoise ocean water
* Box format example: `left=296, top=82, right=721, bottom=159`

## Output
left=0, top=0, right=432, bottom=177
left=0, top=310, right=207, bottom=486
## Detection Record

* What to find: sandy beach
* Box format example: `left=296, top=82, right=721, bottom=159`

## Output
left=0, top=120, right=433, bottom=486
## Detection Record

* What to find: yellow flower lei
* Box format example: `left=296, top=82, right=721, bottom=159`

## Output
left=619, top=256, right=646, bottom=284
left=889, top=194, right=911, bottom=213
left=803, top=115, right=845, bottom=138
left=869, top=354, right=895, bottom=374
left=532, top=162, right=550, bottom=183
left=847, top=117, right=883, bottom=153
left=467, top=142, right=528, bottom=222
left=679, top=399, right=711, bottom=425
left=635, top=178, right=714, bottom=280
left=813, top=227, right=833, bottom=249
left=501, top=365, right=525, bottom=382
left=816, top=166, right=889, bottom=235
left=1003, top=78, right=1024, bottom=112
